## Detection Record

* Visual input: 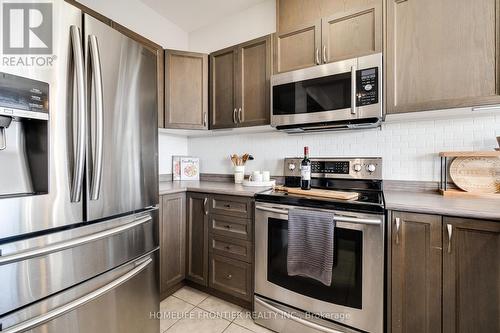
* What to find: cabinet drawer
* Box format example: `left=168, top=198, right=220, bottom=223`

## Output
left=210, top=195, right=253, bottom=218
left=209, top=234, right=252, bottom=263
left=209, top=254, right=252, bottom=301
left=209, top=214, right=252, bottom=240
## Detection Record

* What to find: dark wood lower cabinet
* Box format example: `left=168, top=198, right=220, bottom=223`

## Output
left=159, top=193, right=186, bottom=298
left=442, top=217, right=500, bottom=333
left=209, top=254, right=252, bottom=302
left=186, top=192, right=209, bottom=286
left=391, top=212, right=442, bottom=333
left=390, top=211, right=500, bottom=333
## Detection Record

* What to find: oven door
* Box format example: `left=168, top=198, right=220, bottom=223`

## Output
left=270, top=53, right=382, bottom=127
left=255, top=202, right=384, bottom=333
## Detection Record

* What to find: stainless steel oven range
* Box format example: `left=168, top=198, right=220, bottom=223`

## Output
left=254, top=157, right=385, bottom=333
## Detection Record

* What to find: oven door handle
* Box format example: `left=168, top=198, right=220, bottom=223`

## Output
left=255, top=297, right=344, bottom=333
left=256, top=206, right=381, bottom=225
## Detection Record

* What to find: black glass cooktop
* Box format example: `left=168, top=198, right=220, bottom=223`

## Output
left=256, top=178, right=385, bottom=214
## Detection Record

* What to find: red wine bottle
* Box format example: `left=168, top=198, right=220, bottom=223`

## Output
left=301, top=146, right=311, bottom=190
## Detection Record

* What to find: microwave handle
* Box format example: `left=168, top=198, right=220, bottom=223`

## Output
left=351, top=65, right=357, bottom=115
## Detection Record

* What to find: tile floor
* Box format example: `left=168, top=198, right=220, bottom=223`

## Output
left=160, top=286, right=274, bottom=333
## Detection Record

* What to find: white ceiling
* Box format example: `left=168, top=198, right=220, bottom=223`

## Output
left=140, top=0, right=267, bottom=32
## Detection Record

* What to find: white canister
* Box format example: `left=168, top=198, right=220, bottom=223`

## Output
left=250, top=171, right=263, bottom=183
left=262, top=171, right=271, bottom=182
left=234, top=166, right=245, bottom=184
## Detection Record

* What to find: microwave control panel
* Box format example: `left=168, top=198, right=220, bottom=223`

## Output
left=356, top=67, right=378, bottom=106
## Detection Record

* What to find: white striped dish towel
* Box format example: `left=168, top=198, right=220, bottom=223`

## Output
left=287, top=208, right=335, bottom=286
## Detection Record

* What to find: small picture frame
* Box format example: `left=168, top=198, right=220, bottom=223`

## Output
left=173, top=156, right=200, bottom=181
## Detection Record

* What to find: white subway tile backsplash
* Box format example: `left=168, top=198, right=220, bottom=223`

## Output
left=185, top=115, right=500, bottom=181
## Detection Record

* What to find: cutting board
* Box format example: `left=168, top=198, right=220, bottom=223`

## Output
left=449, top=156, right=500, bottom=194
left=274, top=186, right=359, bottom=200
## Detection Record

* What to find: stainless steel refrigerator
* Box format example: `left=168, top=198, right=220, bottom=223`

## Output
left=0, top=1, right=159, bottom=332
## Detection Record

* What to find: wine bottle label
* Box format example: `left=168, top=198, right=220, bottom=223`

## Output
left=301, top=165, right=311, bottom=180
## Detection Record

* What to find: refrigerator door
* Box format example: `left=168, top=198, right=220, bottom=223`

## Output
left=0, top=2, right=83, bottom=241
left=84, top=15, right=158, bottom=222
left=0, top=208, right=158, bottom=316
left=0, top=250, right=159, bottom=333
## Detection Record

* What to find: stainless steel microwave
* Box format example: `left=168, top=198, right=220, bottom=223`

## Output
left=271, top=53, right=383, bottom=133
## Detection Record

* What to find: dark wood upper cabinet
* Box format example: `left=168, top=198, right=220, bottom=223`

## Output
left=274, top=0, right=382, bottom=73
left=210, top=35, right=272, bottom=129
left=210, top=47, right=238, bottom=129
left=159, top=193, right=186, bottom=298
left=274, top=21, right=321, bottom=73
left=442, top=217, right=500, bottom=333
left=236, top=35, right=272, bottom=127
left=386, top=0, right=500, bottom=114
left=391, top=212, right=442, bottom=333
left=165, top=50, right=208, bottom=129
left=321, top=1, right=381, bottom=63
left=186, top=192, right=209, bottom=286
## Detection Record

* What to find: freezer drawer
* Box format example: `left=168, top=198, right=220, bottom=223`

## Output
left=0, top=208, right=158, bottom=316
left=0, top=250, right=159, bottom=333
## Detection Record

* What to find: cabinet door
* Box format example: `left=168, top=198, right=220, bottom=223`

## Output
left=391, top=212, right=442, bottom=333
left=186, top=192, right=209, bottom=286
left=210, top=48, right=237, bottom=129
left=160, top=193, right=186, bottom=296
left=443, top=217, right=500, bottom=333
left=321, top=0, right=382, bottom=63
left=387, top=0, right=500, bottom=114
left=165, top=50, right=208, bottom=129
left=273, top=20, right=321, bottom=74
left=235, top=35, right=272, bottom=127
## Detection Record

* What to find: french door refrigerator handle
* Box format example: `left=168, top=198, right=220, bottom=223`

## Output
left=88, top=35, right=104, bottom=201
left=0, top=215, right=152, bottom=265
left=70, top=25, right=86, bottom=203
left=1, top=256, right=153, bottom=333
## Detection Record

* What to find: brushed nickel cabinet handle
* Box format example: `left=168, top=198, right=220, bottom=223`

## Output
left=233, top=108, right=237, bottom=123
left=238, top=108, right=242, bottom=123
left=395, top=217, right=401, bottom=245
left=203, top=198, right=208, bottom=215
left=203, top=111, right=207, bottom=127
left=224, top=225, right=231, bottom=229
left=225, top=246, right=231, bottom=250
left=315, top=48, right=320, bottom=65
left=323, top=45, right=327, bottom=63
left=447, top=224, right=453, bottom=254
left=226, top=274, right=232, bottom=280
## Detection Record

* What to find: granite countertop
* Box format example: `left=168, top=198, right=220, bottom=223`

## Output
left=384, top=190, right=500, bottom=221
left=159, top=181, right=500, bottom=221
left=159, top=181, right=272, bottom=197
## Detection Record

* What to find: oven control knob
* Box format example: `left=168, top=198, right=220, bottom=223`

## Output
left=353, top=164, right=362, bottom=172
left=288, top=163, right=296, bottom=171
left=366, top=164, right=376, bottom=173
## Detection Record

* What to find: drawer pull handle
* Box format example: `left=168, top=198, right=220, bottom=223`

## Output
left=225, top=246, right=231, bottom=250
left=224, top=225, right=231, bottom=229
left=224, top=204, right=231, bottom=208
left=226, top=274, right=232, bottom=280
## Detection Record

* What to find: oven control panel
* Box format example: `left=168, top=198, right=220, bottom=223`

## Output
left=356, top=67, right=378, bottom=106
left=284, top=157, right=382, bottom=180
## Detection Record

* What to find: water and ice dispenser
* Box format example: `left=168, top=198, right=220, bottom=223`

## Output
left=0, top=72, right=49, bottom=197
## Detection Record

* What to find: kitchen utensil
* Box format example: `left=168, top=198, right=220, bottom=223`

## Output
left=274, top=186, right=359, bottom=200
left=262, top=171, right=270, bottom=182
left=449, top=156, right=500, bottom=193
